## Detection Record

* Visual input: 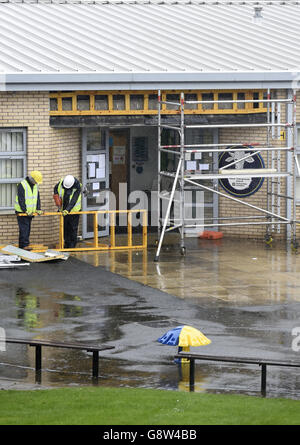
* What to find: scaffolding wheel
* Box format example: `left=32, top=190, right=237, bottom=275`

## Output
left=180, top=246, right=186, bottom=256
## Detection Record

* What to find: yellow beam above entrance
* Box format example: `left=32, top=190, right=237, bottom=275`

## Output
left=50, top=90, right=268, bottom=116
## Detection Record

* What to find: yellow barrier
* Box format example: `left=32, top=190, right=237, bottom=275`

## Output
left=19, top=209, right=147, bottom=252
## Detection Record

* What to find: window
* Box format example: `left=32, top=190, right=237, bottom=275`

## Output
left=148, top=94, right=157, bottom=110
left=253, top=92, right=259, bottom=109
left=237, top=92, right=245, bottom=109
left=130, top=94, right=144, bottom=110
left=62, top=97, right=72, bottom=111
left=86, top=128, right=106, bottom=151
left=0, top=129, right=26, bottom=210
left=94, top=95, right=108, bottom=110
left=50, top=98, right=58, bottom=111
left=113, top=95, right=125, bottom=110
left=77, top=95, right=90, bottom=111
left=185, top=93, right=198, bottom=110
left=202, top=93, right=214, bottom=110
left=218, top=93, right=233, bottom=110
left=166, top=94, right=180, bottom=110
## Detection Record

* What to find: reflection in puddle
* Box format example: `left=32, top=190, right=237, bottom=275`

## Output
left=15, top=288, right=85, bottom=331
left=16, top=289, right=40, bottom=330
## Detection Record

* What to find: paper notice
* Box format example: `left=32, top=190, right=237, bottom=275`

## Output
left=88, top=163, right=96, bottom=178
left=186, top=161, right=197, bottom=170
left=199, top=163, right=210, bottom=170
left=96, top=168, right=105, bottom=178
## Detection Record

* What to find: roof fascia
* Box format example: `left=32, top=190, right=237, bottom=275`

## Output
left=1, top=71, right=299, bottom=91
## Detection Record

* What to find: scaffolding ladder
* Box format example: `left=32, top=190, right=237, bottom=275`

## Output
left=154, top=90, right=298, bottom=262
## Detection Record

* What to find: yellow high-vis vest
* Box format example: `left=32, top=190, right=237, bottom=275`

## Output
left=15, top=180, right=38, bottom=213
left=57, top=179, right=81, bottom=212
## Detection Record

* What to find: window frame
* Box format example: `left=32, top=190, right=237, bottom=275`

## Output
left=0, top=128, right=27, bottom=211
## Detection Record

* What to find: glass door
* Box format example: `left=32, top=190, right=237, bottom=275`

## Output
left=82, top=128, right=110, bottom=239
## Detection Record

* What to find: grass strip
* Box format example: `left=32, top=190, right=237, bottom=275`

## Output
left=0, top=386, right=299, bottom=425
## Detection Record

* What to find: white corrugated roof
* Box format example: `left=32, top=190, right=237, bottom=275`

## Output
left=1, top=1, right=300, bottom=89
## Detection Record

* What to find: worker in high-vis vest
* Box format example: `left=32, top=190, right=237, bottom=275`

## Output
left=53, top=175, right=82, bottom=248
left=15, top=171, right=43, bottom=250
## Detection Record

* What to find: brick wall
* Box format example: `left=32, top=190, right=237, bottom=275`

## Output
left=0, top=91, right=81, bottom=247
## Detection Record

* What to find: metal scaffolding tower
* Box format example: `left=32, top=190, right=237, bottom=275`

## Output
left=154, top=90, right=298, bottom=262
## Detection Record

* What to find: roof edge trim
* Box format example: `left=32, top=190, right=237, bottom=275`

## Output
left=1, top=71, right=299, bottom=92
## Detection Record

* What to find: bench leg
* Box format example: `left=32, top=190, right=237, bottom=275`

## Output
left=261, top=364, right=267, bottom=397
left=35, top=345, right=42, bottom=384
left=92, top=350, right=99, bottom=384
left=189, top=358, right=195, bottom=392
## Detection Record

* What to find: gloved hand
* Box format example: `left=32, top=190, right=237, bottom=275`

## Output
left=62, top=210, right=69, bottom=216
left=36, top=210, right=44, bottom=215
left=26, top=211, right=33, bottom=216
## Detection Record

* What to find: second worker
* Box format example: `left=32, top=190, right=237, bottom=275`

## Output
left=54, top=175, right=82, bottom=249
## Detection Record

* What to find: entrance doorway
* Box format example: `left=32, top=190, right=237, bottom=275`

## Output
left=109, top=129, right=130, bottom=232
left=109, top=129, right=129, bottom=209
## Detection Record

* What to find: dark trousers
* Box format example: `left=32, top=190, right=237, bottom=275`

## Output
left=64, top=214, right=80, bottom=248
left=17, top=215, right=33, bottom=249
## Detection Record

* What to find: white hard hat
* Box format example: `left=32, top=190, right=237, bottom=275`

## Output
left=63, top=175, right=75, bottom=189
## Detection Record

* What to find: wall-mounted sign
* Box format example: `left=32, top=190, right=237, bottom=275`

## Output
left=218, top=145, right=265, bottom=197
left=113, top=146, right=126, bottom=164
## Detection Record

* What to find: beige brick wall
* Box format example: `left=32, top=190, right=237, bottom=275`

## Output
left=0, top=91, right=81, bottom=247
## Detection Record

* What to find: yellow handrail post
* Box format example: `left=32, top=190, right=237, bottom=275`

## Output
left=94, top=212, right=98, bottom=248
left=143, top=210, right=147, bottom=248
left=59, top=213, right=64, bottom=249
left=110, top=212, right=115, bottom=248
left=128, top=211, right=132, bottom=248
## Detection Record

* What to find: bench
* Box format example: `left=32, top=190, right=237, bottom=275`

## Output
left=174, top=352, right=300, bottom=396
left=6, top=338, right=115, bottom=384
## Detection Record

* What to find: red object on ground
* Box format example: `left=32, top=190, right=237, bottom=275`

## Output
left=199, top=230, right=223, bottom=240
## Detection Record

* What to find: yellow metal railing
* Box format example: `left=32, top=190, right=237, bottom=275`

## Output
left=20, top=209, right=147, bottom=252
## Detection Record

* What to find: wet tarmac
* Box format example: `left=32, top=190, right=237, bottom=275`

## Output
left=0, top=235, right=300, bottom=399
